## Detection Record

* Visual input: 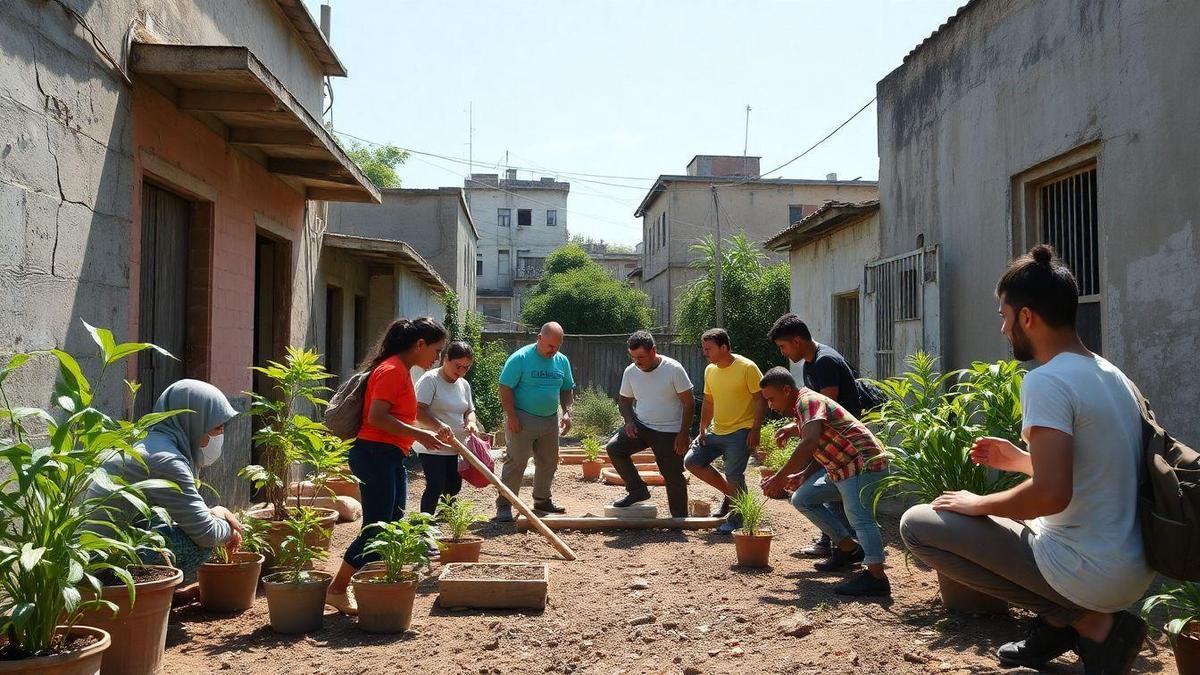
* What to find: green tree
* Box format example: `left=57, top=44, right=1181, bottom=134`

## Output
left=345, top=140, right=409, bottom=188
left=521, top=244, right=651, bottom=334
left=676, top=233, right=790, bottom=371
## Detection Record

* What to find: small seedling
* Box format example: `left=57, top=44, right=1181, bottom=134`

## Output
left=213, top=513, right=273, bottom=564
left=273, top=506, right=330, bottom=583
left=363, top=513, right=439, bottom=583
left=434, top=495, right=484, bottom=541
left=581, top=435, right=603, bottom=463
left=729, top=490, right=769, bottom=535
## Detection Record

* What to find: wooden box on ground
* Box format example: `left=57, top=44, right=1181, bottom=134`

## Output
left=437, top=563, right=549, bottom=610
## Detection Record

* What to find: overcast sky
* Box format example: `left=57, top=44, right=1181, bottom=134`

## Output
left=304, top=0, right=964, bottom=245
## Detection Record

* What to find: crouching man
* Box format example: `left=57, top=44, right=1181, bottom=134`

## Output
left=899, top=245, right=1153, bottom=672
left=759, top=367, right=892, bottom=597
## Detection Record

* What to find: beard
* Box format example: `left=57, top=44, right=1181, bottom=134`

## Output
left=1009, top=321, right=1035, bottom=362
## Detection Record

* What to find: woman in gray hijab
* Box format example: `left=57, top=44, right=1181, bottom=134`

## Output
left=94, top=379, right=243, bottom=583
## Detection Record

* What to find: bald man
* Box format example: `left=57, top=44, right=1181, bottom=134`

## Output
left=494, top=322, right=576, bottom=521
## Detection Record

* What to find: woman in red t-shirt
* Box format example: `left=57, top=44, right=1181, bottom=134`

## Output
left=326, top=316, right=450, bottom=615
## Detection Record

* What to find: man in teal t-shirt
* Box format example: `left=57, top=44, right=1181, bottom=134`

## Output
left=495, top=322, right=576, bottom=521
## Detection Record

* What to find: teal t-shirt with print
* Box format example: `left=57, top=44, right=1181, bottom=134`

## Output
left=498, top=344, right=575, bottom=417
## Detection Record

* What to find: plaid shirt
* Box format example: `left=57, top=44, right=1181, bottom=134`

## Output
left=793, top=387, right=887, bottom=481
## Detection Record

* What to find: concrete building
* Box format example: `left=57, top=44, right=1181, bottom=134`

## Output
left=634, top=155, right=878, bottom=329
left=326, top=188, right=479, bottom=319
left=0, top=0, right=378, bottom=503
left=465, top=170, right=570, bottom=329
left=765, top=201, right=881, bottom=380
left=575, top=240, right=640, bottom=284
left=876, top=0, right=1200, bottom=440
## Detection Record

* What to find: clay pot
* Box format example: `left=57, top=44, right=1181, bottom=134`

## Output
left=936, top=572, right=1009, bottom=613
left=0, top=626, right=111, bottom=675
left=76, top=566, right=182, bottom=675
left=438, top=536, right=483, bottom=563
left=262, top=571, right=332, bottom=634
left=581, top=460, right=603, bottom=480
left=732, top=529, right=773, bottom=568
left=197, top=552, right=264, bottom=612
left=351, top=569, right=418, bottom=634
left=325, top=476, right=361, bottom=502
left=246, top=507, right=339, bottom=568
left=689, top=500, right=712, bottom=517
left=1173, top=623, right=1200, bottom=675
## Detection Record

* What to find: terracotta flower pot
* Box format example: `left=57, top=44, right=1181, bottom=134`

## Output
left=581, top=459, right=603, bottom=480
left=326, top=476, right=360, bottom=502
left=936, top=572, right=1009, bottom=613
left=732, top=529, right=773, bottom=568
left=0, top=626, right=111, bottom=675
left=197, top=552, right=264, bottom=612
left=438, top=536, right=483, bottom=563
left=76, top=565, right=181, bottom=675
left=262, top=571, right=332, bottom=634
left=1173, top=622, right=1200, bottom=675
left=247, top=506, right=338, bottom=568
left=351, top=569, right=418, bottom=634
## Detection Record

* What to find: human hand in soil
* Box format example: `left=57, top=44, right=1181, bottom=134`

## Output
left=414, top=428, right=449, bottom=449
left=624, top=420, right=639, bottom=439
left=761, top=471, right=788, bottom=499
left=673, top=432, right=689, bottom=456
left=211, top=505, right=243, bottom=534
left=774, top=423, right=799, bottom=446
left=560, top=413, right=572, bottom=435
left=507, top=416, right=522, bottom=435
left=970, top=436, right=1029, bottom=474
left=931, top=490, right=986, bottom=516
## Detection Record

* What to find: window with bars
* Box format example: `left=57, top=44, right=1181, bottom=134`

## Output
left=1037, top=166, right=1101, bottom=352
left=497, top=208, right=511, bottom=227
left=865, top=247, right=935, bottom=377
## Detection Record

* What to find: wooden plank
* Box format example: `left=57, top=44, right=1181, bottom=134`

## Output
left=179, top=90, right=280, bottom=112
left=515, top=516, right=724, bottom=531
left=229, top=127, right=320, bottom=147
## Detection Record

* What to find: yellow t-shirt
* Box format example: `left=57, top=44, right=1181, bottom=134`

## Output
left=703, top=354, right=763, bottom=435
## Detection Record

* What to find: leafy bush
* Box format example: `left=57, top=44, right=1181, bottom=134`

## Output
left=676, top=234, right=789, bottom=372
left=363, top=513, right=438, bottom=583
left=270, top=506, right=330, bottom=584
left=730, top=490, right=770, bottom=535
left=759, top=418, right=797, bottom=471
left=581, top=435, right=604, bottom=463
left=434, top=495, right=484, bottom=540
left=866, top=352, right=1027, bottom=506
left=572, top=387, right=621, bottom=438
left=521, top=244, right=652, bottom=334
left=1142, top=581, right=1200, bottom=645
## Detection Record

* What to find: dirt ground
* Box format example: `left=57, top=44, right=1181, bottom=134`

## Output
left=164, top=454, right=1177, bottom=675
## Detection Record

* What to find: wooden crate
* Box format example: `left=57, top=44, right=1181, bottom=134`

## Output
left=437, top=563, right=549, bottom=610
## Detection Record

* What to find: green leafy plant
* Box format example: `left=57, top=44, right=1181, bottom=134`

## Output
left=270, top=506, right=330, bottom=584
left=759, top=419, right=797, bottom=472
left=572, top=387, right=621, bottom=438
left=729, top=490, right=769, bottom=535
left=1142, top=582, right=1200, bottom=645
left=211, top=513, right=273, bottom=564
left=434, top=495, right=484, bottom=541
left=581, top=435, right=604, bottom=463
left=866, top=352, right=1027, bottom=506
left=520, top=243, right=652, bottom=334
left=362, top=513, right=439, bottom=584
left=0, top=321, right=180, bottom=658
left=305, top=434, right=357, bottom=505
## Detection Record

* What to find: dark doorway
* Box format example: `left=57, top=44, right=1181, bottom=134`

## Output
left=324, top=285, right=344, bottom=377
left=252, top=233, right=292, bottom=405
left=352, top=294, right=368, bottom=368
left=137, top=182, right=191, bottom=414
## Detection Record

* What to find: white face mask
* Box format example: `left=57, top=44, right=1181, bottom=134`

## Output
left=197, top=432, right=224, bottom=468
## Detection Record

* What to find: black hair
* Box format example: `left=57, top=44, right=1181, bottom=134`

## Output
left=360, top=316, right=448, bottom=370
left=627, top=330, right=656, bottom=351
left=996, top=244, right=1079, bottom=329
left=759, top=366, right=797, bottom=390
left=700, top=328, right=730, bottom=348
left=768, top=313, right=812, bottom=342
left=444, top=340, right=474, bottom=361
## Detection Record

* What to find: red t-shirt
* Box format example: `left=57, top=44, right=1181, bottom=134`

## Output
left=356, top=355, right=417, bottom=452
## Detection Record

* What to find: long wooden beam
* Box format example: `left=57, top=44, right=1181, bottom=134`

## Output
left=515, top=516, right=724, bottom=531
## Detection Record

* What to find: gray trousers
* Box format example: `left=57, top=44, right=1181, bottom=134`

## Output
left=900, top=504, right=1086, bottom=625
left=497, top=410, right=560, bottom=506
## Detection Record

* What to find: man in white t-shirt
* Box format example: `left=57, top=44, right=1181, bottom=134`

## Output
left=900, top=245, right=1154, bottom=674
left=605, top=331, right=695, bottom=517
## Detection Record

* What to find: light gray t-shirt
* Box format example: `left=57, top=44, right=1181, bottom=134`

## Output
left=618, top=356, right=693, bottom=433
left=1022, top=352, right=1154, bottom=613
left=413, top=369, right=474, bottom=456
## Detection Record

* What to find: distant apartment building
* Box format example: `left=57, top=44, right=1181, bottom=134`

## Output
left=465, top=170, right=570, bottom=329
left=634, top=155, right=878, bottom=329
left=576, top=240, right=641, bottom=284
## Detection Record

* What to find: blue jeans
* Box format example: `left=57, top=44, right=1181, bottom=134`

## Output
left=684, top=428, right=751, bottom=496
left=418, top=452, right=462, bottom=515
left=343, top=438, right=408, bottom=569
left=791, top=469, right=887, bottom=565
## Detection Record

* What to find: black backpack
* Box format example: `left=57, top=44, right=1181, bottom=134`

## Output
left=854, top=378, right=888, bottom=412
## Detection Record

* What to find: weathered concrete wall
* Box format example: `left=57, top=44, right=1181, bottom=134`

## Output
left=877, top=0, right=1200, bottom=439
left=316, top=247, right=372, bottom=380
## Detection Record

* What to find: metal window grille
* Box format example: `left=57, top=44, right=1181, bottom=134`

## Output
left=1038, top=166, right=1101, bottom=352
left=546, top=210, right=557, bottom=226
left=865, top=247, right=934, bottom=377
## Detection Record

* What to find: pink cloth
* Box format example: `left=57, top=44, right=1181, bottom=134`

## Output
left=458, top=433, right=495, bottom=488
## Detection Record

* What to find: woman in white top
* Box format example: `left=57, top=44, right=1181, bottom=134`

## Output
left=414, top=341, right=480, bottom=513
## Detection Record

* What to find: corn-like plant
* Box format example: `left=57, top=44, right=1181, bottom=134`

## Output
left=729, top=490, right=769, bottom=536
left=580, top=435, right=604, bottom=463
left=434, top=495, right=484, bottom=541
left=0, top=321, right=180, bottom=658
left=1142, top=582, right=1200, bottom=645
left=269, top=506, right=330, bottom=584
left=362, top=513, right=439, bottom=584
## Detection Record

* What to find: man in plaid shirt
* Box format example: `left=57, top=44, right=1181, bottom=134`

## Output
left=760, top=366, right=892, bottom=597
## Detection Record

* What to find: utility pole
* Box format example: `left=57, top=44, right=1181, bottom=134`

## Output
left=712, top=186, right=723, bottom=328
left=467, top=102, right=474, bottom=176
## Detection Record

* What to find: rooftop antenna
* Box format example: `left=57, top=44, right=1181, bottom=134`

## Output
left=742, top=104, right=752, bottom=174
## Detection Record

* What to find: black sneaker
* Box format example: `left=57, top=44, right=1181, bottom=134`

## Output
left=533, top=499, right=567, bottom=514
left=814, top=544, right=865, bottom=572
left=997, top=618, right=1079, bottom=667
left=612, top=490, right=651, bottom=508
left=494, top=504, right=514, bottom=522
left=715, top=497, right=733, bottom=519
left=833, top=570, right=891, bottom=597
left=800, top=534, right=833, bottom=558
left=1077, top=611, right=1147, bottom=675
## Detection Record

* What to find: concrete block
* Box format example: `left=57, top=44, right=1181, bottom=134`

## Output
left=52, top=201, right=130, bottom=288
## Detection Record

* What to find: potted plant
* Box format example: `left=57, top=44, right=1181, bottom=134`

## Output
left=0, top=323, right=181, bottom=674
left=868, top=352, right=1025, bottom=613
left=1142, top=582, right=1200, bottom=674
left=197, top=515, right=272, bottom=612
left=351, top=513, right=438, bottom=633
left=580, top=435, right=605, bottom=480
left=434, top=495, right=485, bottom=563
left=261, top=507, right=332, bottom=633
left=729, top=490, right=772, bottom=568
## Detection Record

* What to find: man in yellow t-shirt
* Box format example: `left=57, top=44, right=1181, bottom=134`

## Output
left=684, top=328, right=765, bottom=534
